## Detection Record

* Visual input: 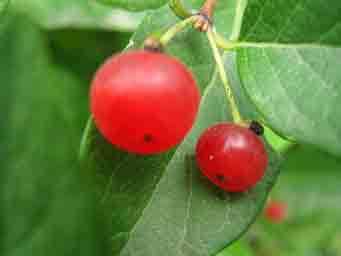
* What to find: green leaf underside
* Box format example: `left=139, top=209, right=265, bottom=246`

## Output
left=97, top=0, right=168, bottom=12
left=82, top=2, right=283, bottom=255
left=10, top=0, right=144, bottom=31
left=237, top=0, right=341, bottom=156
left=0, top=14, right=112, bottom=255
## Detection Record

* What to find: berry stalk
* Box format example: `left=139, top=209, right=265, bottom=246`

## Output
left=207, top=28, right=242, bottom=123
left=159, top=16, right=197, bottom=46
left=193, top=0, right=217, bottom=32
left=168, top=0, right=239, bottom=50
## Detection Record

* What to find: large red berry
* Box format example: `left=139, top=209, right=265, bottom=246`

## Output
left=90, top=50, right=200, bottom=154
left=265, top=201, right=288, bottom=223
left=196, top=123, right=268, bottom=192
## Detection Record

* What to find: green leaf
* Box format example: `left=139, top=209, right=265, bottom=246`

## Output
left=0, top=0, right=9, bottom=16
left=0, top=14, right=112, bottom=255
left=237, top=0, right=341, bottom=156
left=97, top=0, right=168, bottom=12
left=81, top=3, right=283, bottom=255
left=239, top=0, right=341, bottom=44
left=11, top=0, right=144, bottom=31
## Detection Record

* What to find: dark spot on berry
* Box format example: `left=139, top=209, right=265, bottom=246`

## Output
left=249, top=121, right=264, bottom=136
left=144, top=134, right=153, bottom=143
left=216, top=174, right=225, bottom=182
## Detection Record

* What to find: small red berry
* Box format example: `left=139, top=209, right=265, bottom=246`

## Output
left=195, top=123, right=268, bottom=192
left=90, top=50, right=200, bottom=154
left=265, top=201, right=288, bottom=223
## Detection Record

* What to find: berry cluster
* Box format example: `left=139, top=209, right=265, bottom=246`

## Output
left=90, top=47, right=268, bottom=193
left=90, top=10, right=269, bottom=193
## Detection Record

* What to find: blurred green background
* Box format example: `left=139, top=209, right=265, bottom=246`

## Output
left=1, top=1, right=340, bottom=255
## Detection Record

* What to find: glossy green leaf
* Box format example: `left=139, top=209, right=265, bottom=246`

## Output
left=0, top=14, right=112, bottom=255
left=81, top=3, right=283, bottom=255
left=11, top=0, right=144, bottom=31
left=239, top=0, right=341, bottom=44
left=97, top=0, right=168, bottom=12
left=237, top=0, right=341, bottom=156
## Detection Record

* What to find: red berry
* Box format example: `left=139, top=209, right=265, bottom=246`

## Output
left=195, top=123, right=268, bottom=192
left=265, top=201, right=288, bottom=223
left=90, top=50, right=200, bottom=154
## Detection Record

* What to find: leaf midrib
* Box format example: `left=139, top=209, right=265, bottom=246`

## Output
left=230, top=41, right=341, bottom=50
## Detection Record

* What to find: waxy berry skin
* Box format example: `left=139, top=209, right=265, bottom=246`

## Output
left=91, top=50, right=200, bottom=155
left=265, top=201, right=288, bottom=223
left=196, top=123, right=268, bottom=192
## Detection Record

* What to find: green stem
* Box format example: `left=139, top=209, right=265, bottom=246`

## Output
left=210, top=29, right=245, bottom=51
left=169, top=0, right=192, bottom=19
left=213, top=31, right=237, bottom=50
left=207, top=28, right=243, bottom=123
left=215, top=39, right=332, bottom=50
left=79, top=116, right=94, bottom=161
left=230, top=0, right=248, bottom=41
left=159, top=16, right=196, bottom=46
